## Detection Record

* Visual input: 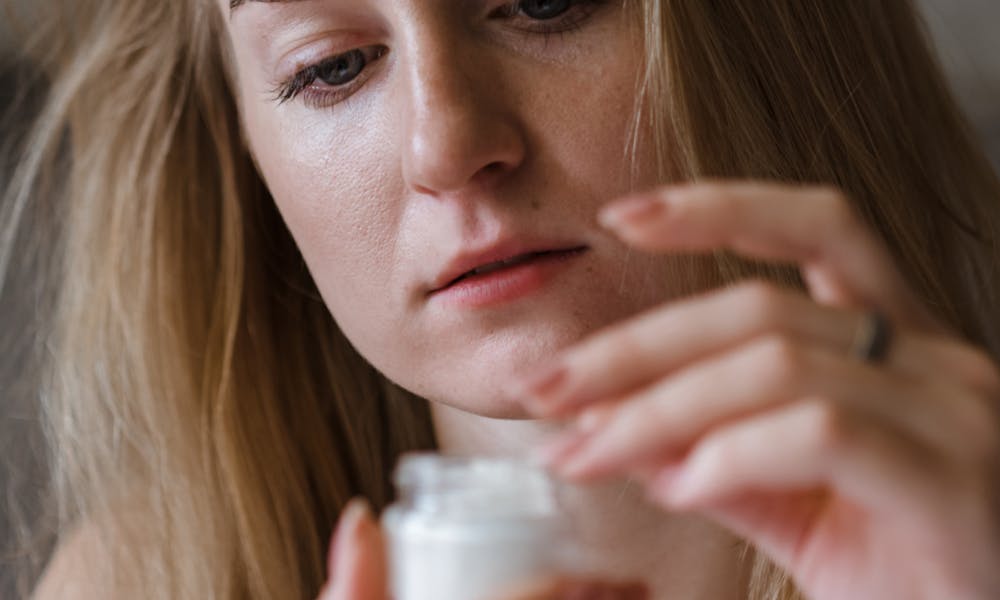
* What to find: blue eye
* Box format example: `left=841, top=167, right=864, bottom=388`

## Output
left=519, top=0, right=573, bottom=20
left=315, top=50, right=367, bottom=87
left=273, top=46, right=386, bottom=106
left=493, top=0, right=607, bottom=35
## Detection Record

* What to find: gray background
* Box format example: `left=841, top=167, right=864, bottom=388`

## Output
left=2, top=1, right=999, bottom=597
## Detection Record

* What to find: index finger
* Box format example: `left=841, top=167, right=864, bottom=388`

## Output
left=599, top=181, right=942, bottom=332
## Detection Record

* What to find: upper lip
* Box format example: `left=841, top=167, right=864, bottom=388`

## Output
left=428, top=237, right=589, bottom=294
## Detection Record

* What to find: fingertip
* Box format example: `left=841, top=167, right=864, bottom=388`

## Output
left=327, top=497, right=374, bottom=578
left=324, top=497, right=387, bottom=600
left=598, top=195, right=667, bottom=229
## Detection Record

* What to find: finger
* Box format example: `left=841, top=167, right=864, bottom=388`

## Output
left=321, top=499, right=387, bottom=600
left=544, top=337, right=957, bottom=482
left=598, top=182, right=942, bottom=330
left=516, top=282, right=988, bottom=418
left=641, top=400, right=951, bottom=566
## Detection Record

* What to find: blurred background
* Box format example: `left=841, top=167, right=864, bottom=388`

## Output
left=1, top=1, right=999, bottom=597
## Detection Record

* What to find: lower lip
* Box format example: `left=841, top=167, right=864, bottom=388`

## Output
left=430, top=248, right=588, bottom=309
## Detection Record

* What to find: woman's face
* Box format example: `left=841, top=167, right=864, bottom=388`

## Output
left=222, top=0, right=682, bottom=417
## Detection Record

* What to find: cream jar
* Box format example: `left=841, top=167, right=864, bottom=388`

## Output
left=382, top=454, right=576, bottom=600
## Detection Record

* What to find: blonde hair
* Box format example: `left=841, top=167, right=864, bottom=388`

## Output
left=3, top=0, right=998, bottom=599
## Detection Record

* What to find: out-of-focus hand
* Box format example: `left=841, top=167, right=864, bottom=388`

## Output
left=516, top=182, right=1000, bottom=600
left=317, top=499, right=388, bottom=600
left=317, top=499, right=649, bottom=600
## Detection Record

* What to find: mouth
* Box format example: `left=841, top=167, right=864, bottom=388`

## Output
left=441, top=247, right=588, bottom=289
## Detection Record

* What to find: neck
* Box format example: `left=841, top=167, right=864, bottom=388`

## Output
left=431, top=403, right=749, bottom=599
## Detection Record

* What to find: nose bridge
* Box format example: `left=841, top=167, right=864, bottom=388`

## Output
left=398, top=18, right=524, bottom=195
left=408, top=28, right=475, bottom=125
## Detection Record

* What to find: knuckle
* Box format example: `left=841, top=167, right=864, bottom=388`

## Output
left=752, top=334, right=807, bottom=388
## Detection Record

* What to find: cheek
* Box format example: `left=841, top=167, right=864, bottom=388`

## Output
left=241, top=99, right=407, bottom=351
left=518, top=33, right=657, bottom=205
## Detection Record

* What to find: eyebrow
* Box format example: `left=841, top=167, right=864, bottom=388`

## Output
left=229, top=0, right=307, bottom=13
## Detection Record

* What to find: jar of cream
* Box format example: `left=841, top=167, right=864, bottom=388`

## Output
left=382, top=453, right=576, bottom=600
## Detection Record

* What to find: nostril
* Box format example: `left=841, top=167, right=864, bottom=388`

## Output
left=472, top=161, right=509, bottom=185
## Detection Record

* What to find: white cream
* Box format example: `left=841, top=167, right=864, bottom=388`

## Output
left=382, top=454, right=577, bottom=600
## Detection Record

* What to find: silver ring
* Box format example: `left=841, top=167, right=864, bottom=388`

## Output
left=850, top=311, right=893, bottom=364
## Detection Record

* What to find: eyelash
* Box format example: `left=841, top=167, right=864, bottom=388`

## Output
left=272, top=0, right=608, bottom=108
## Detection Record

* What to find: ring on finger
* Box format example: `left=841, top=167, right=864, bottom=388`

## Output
left=850, top=310, right=894, bottom=364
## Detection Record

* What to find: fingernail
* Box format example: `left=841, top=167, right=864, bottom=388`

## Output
left=599, top=195, right=665, bottom=227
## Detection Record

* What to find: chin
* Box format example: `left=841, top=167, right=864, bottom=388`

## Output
left=404, top=365, right=542, bottom=421
left=437, top=392, right=536, bottom=420
left=408, top=327, right=590, bottom=420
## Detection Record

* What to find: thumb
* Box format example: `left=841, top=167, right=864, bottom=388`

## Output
left=318, top=498, right=388, bottom=600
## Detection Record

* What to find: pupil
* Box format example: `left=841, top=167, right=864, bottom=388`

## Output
left=521, top=0, right=572, bottom=20
left=318, top=50, right=366, bottom=86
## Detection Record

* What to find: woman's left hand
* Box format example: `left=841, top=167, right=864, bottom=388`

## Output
left=515, top=182, right=1000, bottom=600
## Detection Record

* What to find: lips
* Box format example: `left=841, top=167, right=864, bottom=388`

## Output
left=429, top=240, right=589, bottom=294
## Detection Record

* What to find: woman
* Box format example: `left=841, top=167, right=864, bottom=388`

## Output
left=4, top=0, right=999, bottom=598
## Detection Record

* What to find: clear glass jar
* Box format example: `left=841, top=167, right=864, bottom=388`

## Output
left=382, top=453, right=576, bottom=600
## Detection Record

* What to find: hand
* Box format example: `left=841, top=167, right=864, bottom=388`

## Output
left=317, top=499, right=386, bottom=600
left=318, top=499, right=648, bottom=600
left=516, top=182, right=1000, bottom=600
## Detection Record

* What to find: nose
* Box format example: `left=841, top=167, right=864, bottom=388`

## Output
left=398, top=25, right=526, bottom=196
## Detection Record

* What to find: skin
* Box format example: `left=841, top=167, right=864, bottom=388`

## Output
left=226, top=0, right=680, bottom=420
left=220, top=1, right=1000, bottom=599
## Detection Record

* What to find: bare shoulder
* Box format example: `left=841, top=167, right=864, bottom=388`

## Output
left=32, top=522, right=117, bottom=600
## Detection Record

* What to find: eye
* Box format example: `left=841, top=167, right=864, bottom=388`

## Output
left=490, top=0, right=606, bottom=35
left=274, top=45, right=386, bottom=106
left=316, top=49, right=367, bottom=87
left=519, top=0, right=573, bottom=20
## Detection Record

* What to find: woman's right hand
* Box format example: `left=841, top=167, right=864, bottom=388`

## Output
left=317, top=498, right=648, bottom=600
